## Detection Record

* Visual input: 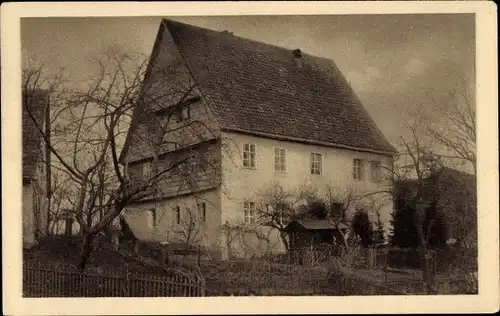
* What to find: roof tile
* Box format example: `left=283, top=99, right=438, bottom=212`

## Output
left=164, top=19, right=396, bottom=154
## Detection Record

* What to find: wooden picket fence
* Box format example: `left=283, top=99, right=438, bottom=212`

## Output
left=23, top=261, right=205, bottom=297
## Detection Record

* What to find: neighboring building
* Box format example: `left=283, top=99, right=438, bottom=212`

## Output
left=119, top=19, right=397, bottom=259
left=22, top=90, right=49, bottom=248
left=394, top=167, right=477, bottom=249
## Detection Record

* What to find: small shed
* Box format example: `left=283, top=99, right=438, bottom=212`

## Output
left=284, top=219, right=349, bottom=249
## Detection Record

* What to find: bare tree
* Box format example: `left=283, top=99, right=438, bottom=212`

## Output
left=222, top=219, right=275, bottom=259
left=323, top=186, right=360, bottom=251
left=46, top=174, right=73, bottom=234
left=392, top=113, right=445, bottom=293
left=255, top=181, right=317, bottom=251
left=427, top=83, right=476, bottom=174
left=23, top=62, right=69, bottom=237
left=372, top=202, right=386, bottom=245
left=177, top=207, right=203, bottom=251
left=23, top=47, right=220, bottom=272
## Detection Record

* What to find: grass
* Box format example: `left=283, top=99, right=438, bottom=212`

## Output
left=188, top=257, right=338, bottom=296
left=29, top=236, right=473, bottom=295
left=23, top=236, right=207, bottom=297
left=24, top=235, right=169, bottom=276
left=24, top=236, right=339, bottom=296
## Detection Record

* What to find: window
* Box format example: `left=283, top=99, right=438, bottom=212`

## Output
left=171, top=165, right=179, bottom=176
left=243, top=144, right=256, bottom=168
left=192, top=157, right=208, bottom=173
left=275, top=203, right=288, bottom=226
left=274, top=148, right=287, bottom=172
left=175, top=206, right=181, bottom=224
left=353, top=159, right=364, bottom=180
left=371, top=161, right=381, bottom=183
left=142, top=161, right=152, bottom=178
left=244, top=201, right=256, bottom=224
left=148, top=208, right=157, bottom=229
left=182, top=106, right=190, bottom=120
left=198, top=202, right=207, bottom=223
left=164, top=141, right=178, bottom=152
left=176, top=105, right=191, bottom=122
left=310, top=153, right=322, bottom=175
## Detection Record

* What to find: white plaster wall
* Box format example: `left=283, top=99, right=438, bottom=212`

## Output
left=23, top=184, right=36, bottom=248
left=123, top=188, right=222, bottom=253
left=220, top=131, right=395, bottom=250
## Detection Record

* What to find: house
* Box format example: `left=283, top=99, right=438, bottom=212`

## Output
left=22, top=90, right=49, bottom=248
left=394, top=167, right=477, bottom=249
left=119, top=19, right=397, bottom=259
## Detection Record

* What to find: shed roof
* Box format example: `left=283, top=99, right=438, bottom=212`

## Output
left=286, top=219, right=349, bottom=231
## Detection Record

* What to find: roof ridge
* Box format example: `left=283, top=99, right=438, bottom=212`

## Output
left=162, top=18, right=338, bottom=62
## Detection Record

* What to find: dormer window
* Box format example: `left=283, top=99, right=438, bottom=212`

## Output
left=176, top=105, right=191, bottom=122
left=163, top=141, right=178, bottom=152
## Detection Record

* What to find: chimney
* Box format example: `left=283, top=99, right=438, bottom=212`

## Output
left=292, top=49, right=302, bottom=68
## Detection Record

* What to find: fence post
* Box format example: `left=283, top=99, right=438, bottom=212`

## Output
left=199, top=272, right=206, bottom=297
left=368, top=248, right=374, bottom=268
left=384, top=249, right=388, bottom=285
left=160, top=241, right=170, bottom=266
left=197, top=245, right=201, bottom=267
left=125, top=268, right=131, bottom=297
left=310, top=244, right=313, bottom=267
left=133, top=240, right=141, bottom=256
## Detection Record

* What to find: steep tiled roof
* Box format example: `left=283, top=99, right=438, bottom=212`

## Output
left=163, top=19, right=396, bottom=155
left=23, top=90, right=47, bottom=181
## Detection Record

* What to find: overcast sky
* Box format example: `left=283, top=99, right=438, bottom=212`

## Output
left=21, top=14, right=475, bottom=146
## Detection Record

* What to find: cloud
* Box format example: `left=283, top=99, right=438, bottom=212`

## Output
left=346, top=65, right=382, bottom=92
left=404, top=57, right=426, bottom=76
left=366, top=66, right=382, bottom=78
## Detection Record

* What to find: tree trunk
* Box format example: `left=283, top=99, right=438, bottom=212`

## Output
left=78, top=232, right=96, bottom=273
left=45, top=95, right=51, bottom=235
left=65, top=217, right=74, bottom=236
left=338, top=228, right=350, bottom=252
left=414, top=211, right=436, bottom=294
left=279, top=230, right=290, bottom=251
left=133, top=239, right=141, bottom=256
left=86, top=212, right=93, bottom=230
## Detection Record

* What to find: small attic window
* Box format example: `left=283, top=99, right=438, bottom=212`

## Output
left=175, top=96, right=200, bottom=123
left=176, top=105, right=191, bottom=122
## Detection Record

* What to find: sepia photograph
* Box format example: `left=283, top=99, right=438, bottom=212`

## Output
left=2, top=1, right=498, bottom=315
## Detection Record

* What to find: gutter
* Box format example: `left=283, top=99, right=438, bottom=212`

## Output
left=221, top=127, right=398, bottom=157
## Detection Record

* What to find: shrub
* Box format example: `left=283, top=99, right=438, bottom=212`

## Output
left=351, top=209, right=374, bottom=248
left=386, top=248, right=422, bottom=269
left=390, top=207, right=420, bottom=248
